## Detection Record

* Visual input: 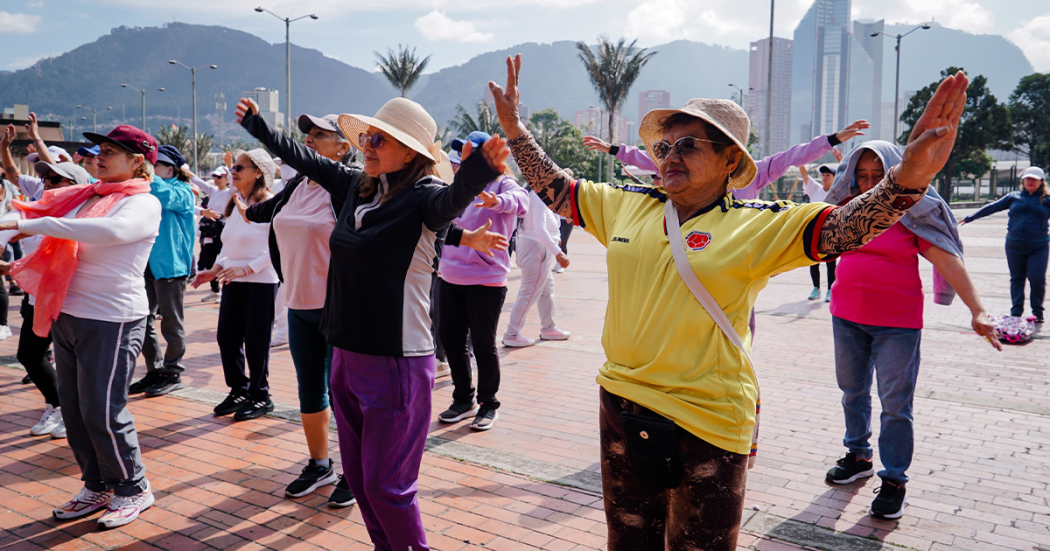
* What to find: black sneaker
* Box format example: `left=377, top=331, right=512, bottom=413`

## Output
left=233, top=399, right=275, bottom=421
left=213, top=392, right=249, bottom=416
left=437, top=401, right=479, bottom=423
left=328, top=475, right=357, bottom=508
left=470, top=404, right=499, bottom=431
left=285, top=459, right=338, bottom=498
left=9, top=285, right=24, bottom=296
left=825, top=452, right=875, bottom=484
left=128, top=372, right=163, bottom=395
left=870, top=479, right=907, bottom=519
left=144, top=373, right=184, bottom=397
left=21, top=373, right=32, bottom=385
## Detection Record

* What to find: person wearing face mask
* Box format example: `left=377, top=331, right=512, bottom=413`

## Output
left=801, top=164, right=838, bottom=302
left=959, top=166, right=1050, bottom=322
left=128, top=145, right=195, bottom=398
left=822, top=141, right=1000, bottom=520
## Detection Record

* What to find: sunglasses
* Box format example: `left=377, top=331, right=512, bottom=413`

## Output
left=230, top=164, right=254, bottom=173
left=651, top=136, right=727, bottom=162
left=46, top=175, right=69, bottom=185
left=359, top=133, right=386, bottom=150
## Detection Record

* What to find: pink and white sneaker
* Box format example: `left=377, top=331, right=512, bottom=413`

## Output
left=53, top=487, right=114, bottom=520
left=98, top=483, right=154, bottom=530
left=539, top=328, right=571, bottom=341
left=502, top=334, right=535, bottom=348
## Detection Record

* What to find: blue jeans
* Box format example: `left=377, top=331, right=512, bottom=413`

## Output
left=288, top=308, right=333, bottom=414
left=832, top=316, right=921, bottom=484
left=1005, top=239, right=1048, bottom=318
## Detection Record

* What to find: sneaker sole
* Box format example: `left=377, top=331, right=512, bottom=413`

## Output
left=870, top=501, right=907, bottom=520
left=328, top=496, right=358, bottom=508
left=30, top=425, right=60, bottom=437
left=54, top=501, right=111, bottom=521
left=539, top=334, right=570, bottom=341
left=438, top=407, right=480, bottom=423
left=50, top=431, right=67, bottom=440
left=98, top=492, right=155, bottom=530
left=470, top=411, right=499, bottom=431
left=145, top=383, right=184, bottom=398
left=234, top=406, right=275, bottom=421
left=826, top=468, right=875, bottom=485
left=501, top=340, right=534, bottom=348
left=285, top=470, right=339, bottom=498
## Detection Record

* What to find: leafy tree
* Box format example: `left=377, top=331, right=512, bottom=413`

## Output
left=747, top=128, right=760, bottom=157
left=900, top=68, right=1012, bottom=201
left=155, top=124, right=215, bottom=165
left=576, top=37, right=656, bottom=181
left=448, top=101, right=502, bottom=139
left=374, top=45, right=430, bottom=98
left=527, top=108, right=599, bottom=182
left=1009, top=73, right=1050, bottom=169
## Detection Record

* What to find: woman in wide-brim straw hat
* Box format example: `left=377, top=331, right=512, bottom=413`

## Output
left=487, top=54, right=991, bottom=549
left=236, top=96, right=511, bottom=550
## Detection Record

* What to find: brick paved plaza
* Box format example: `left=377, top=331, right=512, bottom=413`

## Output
left=0, top=207, right=1047, bottom=551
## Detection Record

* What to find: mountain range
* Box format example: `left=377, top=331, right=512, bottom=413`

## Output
left=0, top=22, right=1035, bottom=143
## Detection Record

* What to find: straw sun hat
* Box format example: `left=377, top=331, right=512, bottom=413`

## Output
left=639, top=98, right=758, bottom=190
left=338, top=98, right=455, bottom=183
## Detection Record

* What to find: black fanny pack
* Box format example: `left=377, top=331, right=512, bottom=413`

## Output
left=619, top=408, right=682, bottom=489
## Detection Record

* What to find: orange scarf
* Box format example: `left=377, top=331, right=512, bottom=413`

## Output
left=11, top=179, right=152, bottom=337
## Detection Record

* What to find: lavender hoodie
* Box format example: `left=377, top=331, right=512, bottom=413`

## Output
left=438, top=175, right=529, bottom=286
left=613, top=134, right=835, bottom=200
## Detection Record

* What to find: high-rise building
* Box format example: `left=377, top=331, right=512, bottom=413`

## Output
left=574, top=107, right=628, bottom=144
left=638, top=90, right=670, bottom=144
left=791, top=0, right=883, bottom=147
left=242, top=88, right=285, bottom=132
left=746, top=38, right=793, bottom=156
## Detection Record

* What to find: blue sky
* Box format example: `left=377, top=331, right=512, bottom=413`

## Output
left=2, top=0, right=1049, bottom=72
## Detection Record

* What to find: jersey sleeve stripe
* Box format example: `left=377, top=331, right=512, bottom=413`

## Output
left=803, top=206, right=835, bottom=262
left=570, top=180, right=584, bottom=228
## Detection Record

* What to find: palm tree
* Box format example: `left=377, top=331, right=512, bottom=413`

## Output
left=447, top=101, right=502, bottom=141
left=374, top=45, right=431, bottom=98
left=156, top=124, right=215, bottom=164
left=576, top=37, right=656, bottom=180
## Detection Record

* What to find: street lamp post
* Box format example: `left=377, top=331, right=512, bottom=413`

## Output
left=765, top=0, right=775, bottom=158
left=728, top=84, right=752, bottom=108
left=169, top=60, right=218, bottom=172
left=75, top=105, right=112, bottom=134
left=121, top=84, right=165, bottom=131
left=255, top=7, right=318, bottom=137
left=872, top=24, right=931, bottom=142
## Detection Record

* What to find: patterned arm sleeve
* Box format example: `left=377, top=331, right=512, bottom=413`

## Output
left=818, top=169, right=928, bottom=256
left=506, top=133, right=574, bottom=219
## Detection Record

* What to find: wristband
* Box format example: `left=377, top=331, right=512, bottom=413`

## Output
left=608, top=145, right=620, bottom=156
left=827, top=134, right=842, bottom=147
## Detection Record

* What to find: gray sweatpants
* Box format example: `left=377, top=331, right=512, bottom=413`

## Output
left=52, top=313, right=149, bottom=497
left=142, top=274, right=188, bottom=375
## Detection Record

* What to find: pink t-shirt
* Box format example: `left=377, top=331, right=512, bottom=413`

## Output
left=830, top=223, right=932, bottom=329
left=272, top=181, right=337, bottom=310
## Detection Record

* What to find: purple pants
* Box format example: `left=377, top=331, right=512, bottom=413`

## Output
left=330, top=348, right=435, bottom=551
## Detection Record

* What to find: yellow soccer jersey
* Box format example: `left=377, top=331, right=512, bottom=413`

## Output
left=569, top=179, right=835, bottom=455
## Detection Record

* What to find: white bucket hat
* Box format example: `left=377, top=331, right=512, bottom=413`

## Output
left=639, top=98, right=758, bottom=190
left=337, top=98, right=454, bottom=184
left=233, top=148, right=276, bottom=190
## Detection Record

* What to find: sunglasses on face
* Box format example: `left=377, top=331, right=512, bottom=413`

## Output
left=46, top=175, right=69, bottom=185
left=359, top=133, right=386, bottom=150
left=651, top=136, right=727, bottom=162
left=230, top=164, right=254, bottom=173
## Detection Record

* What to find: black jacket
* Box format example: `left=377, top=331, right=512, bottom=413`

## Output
left=242, top=110, right=496, bottom=356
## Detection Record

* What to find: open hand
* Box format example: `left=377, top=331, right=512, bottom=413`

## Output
left=461, top=136, right=511, bottom=175
left=487, top=54, right=525, bottom=140
left=217, top=266, right=250, bottom=284
left=474, top=191, right=499, bottom=209
left=234, top=98, right=260, bottom=125
left=24, top=112, right=41, bottom=142
left=460, top=220, right=509, bottom=257
left=834, top=120, right=869, bottom=144
left=223, top=150, right=233, bottom=167
left=831, top=147, right=844, bottom=163
left=972, top=312, right=1002, bottom=351
left=582, top=136, right=611, bottom=154
left=957, top=219, right=968, bottom=227
left=556, top=253, right=570, bottom=268
left=895, top=71, right=969, bottom=190
left=201, top=208, right=221, bottom=220
left=191, top=269, right=217, bottom=289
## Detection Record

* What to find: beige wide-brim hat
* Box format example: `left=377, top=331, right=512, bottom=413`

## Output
left=234, top=148, right=276, bottom=190
left=338, top=98, right=454, bottom=184
left=639, top=98, right=758, bottom=190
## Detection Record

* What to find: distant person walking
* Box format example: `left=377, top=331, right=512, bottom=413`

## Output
left=802, top=164, right=838, bottom=301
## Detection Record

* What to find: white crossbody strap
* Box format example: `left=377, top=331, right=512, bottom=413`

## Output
left=665, top=200, right=759, bottom=467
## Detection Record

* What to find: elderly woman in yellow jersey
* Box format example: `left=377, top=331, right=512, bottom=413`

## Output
left=488, top=55, right=984, bottom=550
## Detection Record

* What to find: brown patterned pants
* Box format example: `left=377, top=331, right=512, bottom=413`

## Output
left=600, top=388, right=748, bottom=551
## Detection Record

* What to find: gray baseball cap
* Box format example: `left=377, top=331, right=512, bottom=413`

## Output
left=34, top=161, right=92, bottom=186
left=298, top=113, right=347, bottom=140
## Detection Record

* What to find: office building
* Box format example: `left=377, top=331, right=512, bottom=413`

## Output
left=574, top=107, right=628, bottom=144
left=746, top=38, right=793, bottom=156
left=242, top=88, right=285, bottom=132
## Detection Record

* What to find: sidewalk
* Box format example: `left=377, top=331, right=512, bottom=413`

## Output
left=0, top=207, right=1046, bottom=550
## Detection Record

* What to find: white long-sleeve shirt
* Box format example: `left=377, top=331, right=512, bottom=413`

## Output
left=191, top=176, right=235, bottom=214
left=803, top=174, right=830, bottom=203
left=215, top=207, right=278, bottom=284
left=519, top=190, right=561, bottom=257
left=16, top=193, right=161, bottom=322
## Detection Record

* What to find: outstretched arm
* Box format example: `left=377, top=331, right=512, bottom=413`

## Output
left=922, top=246, right=1000, bottom=350
left=1, top=125, right=22, bottom=183
left=818, top=71, right=969, bottom=256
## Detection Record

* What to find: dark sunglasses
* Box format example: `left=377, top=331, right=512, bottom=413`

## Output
left=359, top=133, right=386, bottom=150
left=230, top=164, right=253, bottom=173
left=46, top=175, right=69, bottom=185
left=651, top=136, right=727, bottom=162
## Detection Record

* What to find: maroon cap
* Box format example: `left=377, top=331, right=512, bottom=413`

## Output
left=84, top=125, right=158, bottom=165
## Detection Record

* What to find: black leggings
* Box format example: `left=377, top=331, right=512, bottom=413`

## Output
left=18, top=297, right=58, bottom=407
left=810, top=259, right=837, bottom=289
left=436, top=279, right=507, bottom=408
left=198, top=239, right=223, bottom=293
left=217, top=281, right=276, bottom=401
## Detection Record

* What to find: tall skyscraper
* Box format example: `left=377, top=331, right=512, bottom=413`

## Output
left=242, top=88, right=285, bottom=132
left=746, top=38, right=793, bottom=156
left=637, top=90, right=670, bottom=144
left=791, top=0, right=883, bottom=146
left=574, top=107, right=628, bottom=144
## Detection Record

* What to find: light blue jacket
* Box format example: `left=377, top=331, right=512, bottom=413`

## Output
left=148, top=175, right=196, bottom=279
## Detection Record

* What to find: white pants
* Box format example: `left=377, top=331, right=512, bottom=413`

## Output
left=505, top=238, right=557, bottom=338
left=273, top=284, right=289, bottom=342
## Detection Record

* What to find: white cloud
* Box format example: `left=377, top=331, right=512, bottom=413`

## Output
left=625, top=0, right=773, bottom=45
left=28, top=1, right=44, bottom=7
left=0, top=11, right=43, bottom=34
left=853, top=0, right=993, bottom=34
left=415, top=11, right=493, bottom=43
left=1007, top=14, right=1050, bottom=72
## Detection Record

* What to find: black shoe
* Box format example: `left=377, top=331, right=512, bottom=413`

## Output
left=328, top=475, right=357, bottom=508
left=826, top=452, right=875, bottom=484
left=233, top=399, right=275, bottom=421
left=144, top=373, right=184, bottom=397
left=437, top=401, right=479, bottom=423
left=870, top=479, right=907, bottom=519
left=285, top=459, right=338, bottom=498
left=213, top=392, right=249, bottom=416
left=1036, top=316, right=1044, bottom=324
left=128, top=372, right=163, bottom=395
left=9, top=285, right=24, bottom=296
left=21, top=373, right=32, bottom=385
left=470, top=404, right=499, bottom=431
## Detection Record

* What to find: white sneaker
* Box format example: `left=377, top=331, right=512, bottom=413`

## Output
left=271, top=338, right=289, bottom=348
left=502, top=334, right=535, bottom=348
left=540, top=328, right=571, bottom=341
left=53, top=486, right=113, bottom=520
left=201, top=291, right=220, bottom=303
left=0, top=325, right=11, bottom=340
left=31, top=405, right=62, bottom=436
left=98, top=483, right=154, bottom=530
left=50, top=420, right=67, bottom=439
left=435, top=361, right=451, bottom=378
left=552, top=265, right=565, bottom=273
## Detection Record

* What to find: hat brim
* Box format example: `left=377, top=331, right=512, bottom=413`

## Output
left=298, top=114, right=346, bottom=140
left=155, top=152, right=179, bottom=167
left=83, top=132, right=153, bottom=164
left=34, top=161, right=70, bottom=180
left=337, top=113, right=454, bottom=184
left=638, top=108, right=758, bottom=190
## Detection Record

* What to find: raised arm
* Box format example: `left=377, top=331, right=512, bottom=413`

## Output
left=1, top=125, right=22, bottom=184
left=738, top=120, right=868, bottom=198
left=421, top=138, right=507, bottom=231
left=25, top=113, right=56, bottom=166
left=583, top=136, right=660, bottom=173
left=491, top=55, right=575, bottom=219
left=818, top=72, right=969, bottom=256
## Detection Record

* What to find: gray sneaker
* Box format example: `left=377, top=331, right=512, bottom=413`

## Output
left=438, top=401, right=479, bottom=423
left=470, top=405, right=499, bottom=431
left=98, top=484, right=154, bottom=530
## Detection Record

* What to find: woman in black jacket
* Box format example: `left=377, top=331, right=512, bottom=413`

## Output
left=237, top=97, right=509, bottom=551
